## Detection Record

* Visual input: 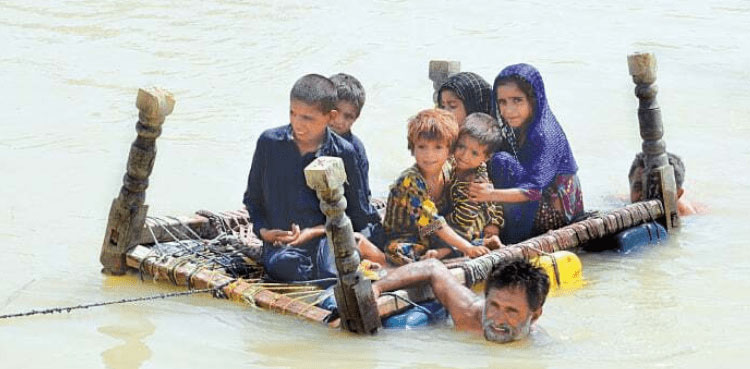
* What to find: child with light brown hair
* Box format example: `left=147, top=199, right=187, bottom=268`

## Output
left=383, top=109, right=494, bottom=265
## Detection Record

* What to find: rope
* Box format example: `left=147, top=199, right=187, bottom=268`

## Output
left=523, top=244, right=562, bottom=287
left=0, top=287, right=218, bottom=321
left=460, top=251, right=505, bottom=286
left=167, top=215, right=203, bottom=240
left=380, top=292, right=434, bottom=318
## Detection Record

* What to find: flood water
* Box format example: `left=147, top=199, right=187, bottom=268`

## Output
left=1, top=1, right=749, bottom=368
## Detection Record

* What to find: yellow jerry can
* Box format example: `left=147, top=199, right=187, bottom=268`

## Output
left=530, top=251, right=584, bottom=293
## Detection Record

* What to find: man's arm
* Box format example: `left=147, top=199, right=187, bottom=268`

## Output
left=372, top=259, right=483, bottom=331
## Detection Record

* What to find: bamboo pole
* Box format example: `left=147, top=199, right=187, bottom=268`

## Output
left=451, top=200, right=664, bottom=285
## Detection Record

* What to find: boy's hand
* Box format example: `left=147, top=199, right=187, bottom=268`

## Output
left=260, top=225, right=300, bottom=246
left=465, top=245, right=490, bottom=258
left=468, top=182, right=493, bottom=202
left=483, top=235, right=503, bottom=250
left=288, top=226, right=324, bottom=246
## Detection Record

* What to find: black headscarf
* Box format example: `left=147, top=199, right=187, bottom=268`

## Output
left=437, top=72, right=492, bottom=116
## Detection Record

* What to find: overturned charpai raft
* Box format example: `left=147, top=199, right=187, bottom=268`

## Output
left=101, top=52, right=681, bottom=333
left=121, top=200, right=666, bottom=329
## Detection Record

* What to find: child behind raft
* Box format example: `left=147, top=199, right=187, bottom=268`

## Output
left=446, top=112, right=505, bottom=247
left=383, top=109, right=492, bottom=266
left=629, top=151, right=701, bottom=216
left=242, top=74, right=384, bottom=285
left=328, top=73, right=372, bottom=202
left=329, top=73, right=387, bottom=257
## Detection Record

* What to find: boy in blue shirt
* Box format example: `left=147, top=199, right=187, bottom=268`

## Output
left=243, top=74, right=384, bottom=285
left=328, top=73, right=372, bottom=202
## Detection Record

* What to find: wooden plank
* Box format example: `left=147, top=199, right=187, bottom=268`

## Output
left=126, top=245, right=333, bottom=325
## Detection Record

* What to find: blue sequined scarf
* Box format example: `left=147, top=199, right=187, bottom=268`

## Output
left=490, top=63, right=578, bottom=191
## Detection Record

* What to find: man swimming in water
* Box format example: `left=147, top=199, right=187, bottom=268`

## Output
left=628, top=152, right=701, bottom=216
left=372, top=258, right=549, bottom=343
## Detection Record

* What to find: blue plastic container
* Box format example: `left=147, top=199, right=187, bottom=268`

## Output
left=615, top=221, right=668, bottom=253
left=382, top=300, right=448, bottom=329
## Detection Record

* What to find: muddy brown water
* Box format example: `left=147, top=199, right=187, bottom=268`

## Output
left=1, top=1, right=749, bottom=368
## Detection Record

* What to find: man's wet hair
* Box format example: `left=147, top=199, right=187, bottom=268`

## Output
left=290, top=74, right=337, bottom=113
left=628, top=152, right=685, bottom=189
left=485, top=259, right=550, bottom=311
left=329, top=73, right=366, bottom=117
left=458, top=113, right=502, bottom=155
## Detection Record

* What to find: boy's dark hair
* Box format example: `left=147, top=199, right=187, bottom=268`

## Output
left=290, top=74, right=337, bottom=113
left=458, top=112, right=502, bottom=155
left=628, top=152, right=685, bottom=189
left=496, top=75, right=537, bottom=116
left=485, top=259, right=550, bottom=311
left=329, top=73, right=366, bottom=117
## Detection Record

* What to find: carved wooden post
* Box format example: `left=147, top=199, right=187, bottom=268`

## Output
left=428, top=60, right=461, bottom=104
left=627, top=52, right=679, bottom=232
left=100, top=87, right=175, bottom=274
left=304, top=157, right=381, bottom=334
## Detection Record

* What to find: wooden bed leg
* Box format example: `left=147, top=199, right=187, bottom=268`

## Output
left=305, top=156, right=381, bottom=334
left=627, top=52, right=680, bottom=232
left=428, top=60, right=460, bottom=104
left=100, top=87, right=175, bottom=275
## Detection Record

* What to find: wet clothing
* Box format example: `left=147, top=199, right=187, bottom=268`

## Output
left=488, top=64, right=584, bottom=243
left=243, top=125, right=383, bottom=284
left=437, top=72, right=493, bottom=116
left=383, top=163, right=452, bottom=265
left=447, top=162, right=504, bottom=242
left=532, top=174, right=584, bottom=233
left=339, top=131, right=371, bottom=200
left=261, top=237, right=337, bottom=287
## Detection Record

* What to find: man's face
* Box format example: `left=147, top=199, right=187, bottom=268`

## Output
left=482, top=286, right=541, bottom=343
left=629, top=166, right=644, bottom=202
left=290, top=99, right=336, bottom=147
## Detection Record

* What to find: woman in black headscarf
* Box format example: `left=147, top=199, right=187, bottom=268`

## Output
left=437, top=72, right=492, bottom=126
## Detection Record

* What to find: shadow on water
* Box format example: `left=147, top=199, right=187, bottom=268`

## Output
left=98, top=313, right=155, bottom=369
left=97, top=276, right=156, bottom=369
